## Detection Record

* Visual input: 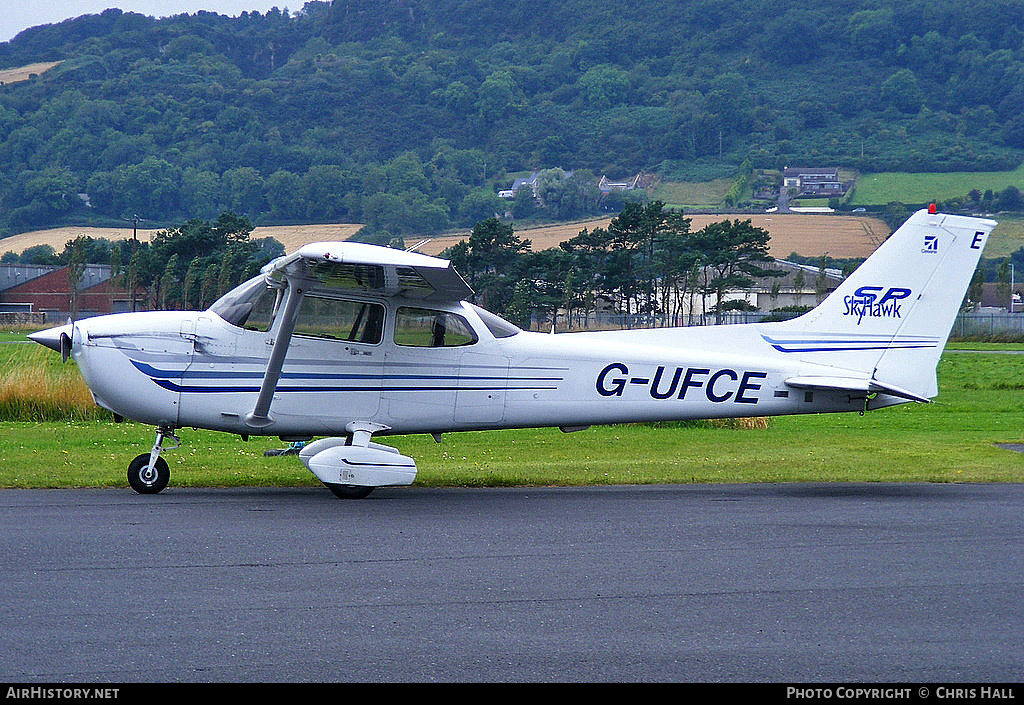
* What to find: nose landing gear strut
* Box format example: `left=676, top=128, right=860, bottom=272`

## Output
left=127, top=426, right=178, bottom=494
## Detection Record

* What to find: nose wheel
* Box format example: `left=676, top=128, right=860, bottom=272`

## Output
left=127, top=427, right=178, bottom=494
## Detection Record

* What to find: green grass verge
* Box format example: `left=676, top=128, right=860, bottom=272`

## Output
left=1, top=349, right=1022, bottom=489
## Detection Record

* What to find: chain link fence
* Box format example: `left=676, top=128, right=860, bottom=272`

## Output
left=533, top=311, right=1024, bottom=340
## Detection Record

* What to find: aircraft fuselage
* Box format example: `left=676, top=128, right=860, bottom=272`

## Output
left=66, top=301, right=872, bottom=441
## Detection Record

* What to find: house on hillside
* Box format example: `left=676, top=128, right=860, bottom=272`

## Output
left=498, top=171, right=541, bottom=199
left=0, top=264, right=139, bottom=322
left=598, top=173, right=642, bottom=193
left=782, top=167, right=850, bottom=197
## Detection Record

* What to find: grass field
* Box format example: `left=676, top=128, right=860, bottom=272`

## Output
left=850, top=164, right=1024, bottom=206
left=1, top=335, right=1022, bottom=489
left=648, top=178, right=735, bottom=208
left=0, top=222, right=365, bottom=258
left=987, top=215, right=1024, bottom=258
left=2, top=212, right=888, bottom=262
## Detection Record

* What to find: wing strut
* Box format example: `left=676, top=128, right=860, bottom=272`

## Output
left=245, top=281, right=304, bottom=428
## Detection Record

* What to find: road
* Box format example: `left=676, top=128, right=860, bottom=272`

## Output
left=1, top=483, right=1021, bottom=682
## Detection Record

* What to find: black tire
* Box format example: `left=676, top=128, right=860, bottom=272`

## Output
left=325, top=483, right=374, bottom=499
left=127, top=454, right=169, bottom=494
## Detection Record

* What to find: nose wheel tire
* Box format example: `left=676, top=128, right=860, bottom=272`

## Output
left=325, top=483, right=374, bottom=499
left=127, top=454, right=170, bottom=494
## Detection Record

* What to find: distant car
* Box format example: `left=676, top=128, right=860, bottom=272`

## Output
left=853, top=207, right=866, bottom=212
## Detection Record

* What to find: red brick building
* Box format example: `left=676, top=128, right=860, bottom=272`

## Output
left=0, top=264, right=141, bottom=322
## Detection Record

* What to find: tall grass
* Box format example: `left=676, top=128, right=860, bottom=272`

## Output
left=0, top=344, right=108, bottom=421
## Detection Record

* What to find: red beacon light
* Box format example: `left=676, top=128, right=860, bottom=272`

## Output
left=928, top=203, right=937, bottom=214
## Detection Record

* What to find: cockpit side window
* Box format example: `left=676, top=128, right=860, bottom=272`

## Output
left=394, top=307, right=477, bottom=347
left=294, top=295, right=384, bottom=345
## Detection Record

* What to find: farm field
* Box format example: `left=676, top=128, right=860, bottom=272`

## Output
left=648, top=178, right=734, bottom=208
left=0, top=61, right=61, bottom=85
left=986, top=215, right=1024, bottom=258
left=850, top=164, right=1024, bottom=206
left=0, top=213, right=888, bottom=260
left=12, top=205, right=1024, bottom=264
left=0, top=222, right=366, bottom=257
left=2, top=334, right=1022, bottom=489
left=415, top=213, right=890, bottom=259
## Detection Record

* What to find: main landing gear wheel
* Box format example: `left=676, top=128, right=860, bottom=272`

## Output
left=127, top=454, right=169, bottom=494
left=325, top=483, right=374, bottom=499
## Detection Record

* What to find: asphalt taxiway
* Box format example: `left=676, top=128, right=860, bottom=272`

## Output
left=1, top=483, right=1021, bottom=682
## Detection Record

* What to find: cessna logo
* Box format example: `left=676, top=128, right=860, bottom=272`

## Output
left=843, top=286, right=912, bottom=325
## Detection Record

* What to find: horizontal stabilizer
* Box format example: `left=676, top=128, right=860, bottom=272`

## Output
left=785, top=375, right=931, bottom=403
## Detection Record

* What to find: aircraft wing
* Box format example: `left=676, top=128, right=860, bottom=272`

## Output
left=262, top=241, right=473, bottom=302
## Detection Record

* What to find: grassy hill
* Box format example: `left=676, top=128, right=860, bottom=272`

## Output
left=2, top=0, right=1024, bottom=241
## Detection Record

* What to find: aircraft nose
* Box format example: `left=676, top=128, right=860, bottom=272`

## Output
left=28, top=324, right=73, bottom=360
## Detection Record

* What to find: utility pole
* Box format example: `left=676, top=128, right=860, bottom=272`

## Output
left=123, top=214, right=145, bottom=312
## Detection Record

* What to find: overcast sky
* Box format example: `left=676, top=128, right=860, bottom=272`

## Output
left=0, top=1, right=292, bottom=43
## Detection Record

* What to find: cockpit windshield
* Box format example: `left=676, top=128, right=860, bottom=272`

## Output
left=209, top=275, right=282, bottom=331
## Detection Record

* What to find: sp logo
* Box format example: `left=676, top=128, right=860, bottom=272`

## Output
left=843, top=286, right=912, bottom=324
left=853, top=286, right=912, bottom=305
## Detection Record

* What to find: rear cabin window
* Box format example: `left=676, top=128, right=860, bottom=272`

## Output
left=295, top=296, right=384, bottom=345
left=394, top=307, right=477, bottom=347
left=469, top=304, right=521, bottom=338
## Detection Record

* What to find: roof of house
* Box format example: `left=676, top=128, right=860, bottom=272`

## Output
left=783, top=167, right=839, bottom=178
left=747, top=259, right=844, bottom=291
left=979, top=282, right=1024, bottom=308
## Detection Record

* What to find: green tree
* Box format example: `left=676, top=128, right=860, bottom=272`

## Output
left=689, top=219, right=781, bottom=323
left=445, top=217, right=532, bottom=314
left=577, top=65, right=630, bottom=109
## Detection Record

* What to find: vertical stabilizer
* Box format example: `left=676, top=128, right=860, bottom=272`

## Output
left=762, top=208, right=995, bottom=399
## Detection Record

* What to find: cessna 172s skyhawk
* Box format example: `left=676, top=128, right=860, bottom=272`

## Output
left=29, top=207, right=994, bottom=498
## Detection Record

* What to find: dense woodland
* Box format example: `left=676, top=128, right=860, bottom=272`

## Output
left=2, top=0, right=1024, bottom=242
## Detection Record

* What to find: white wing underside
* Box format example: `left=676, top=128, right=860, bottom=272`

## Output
left=262, top=241, right=473, bottom=302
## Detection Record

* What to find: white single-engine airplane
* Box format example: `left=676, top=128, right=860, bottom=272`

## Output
left=29, top=207, right=994, bottom=498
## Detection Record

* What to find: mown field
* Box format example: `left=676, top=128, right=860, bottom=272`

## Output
left=850, top=164, right=1024, bottom=206
left=1, top=330, right=1022, bottom=490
